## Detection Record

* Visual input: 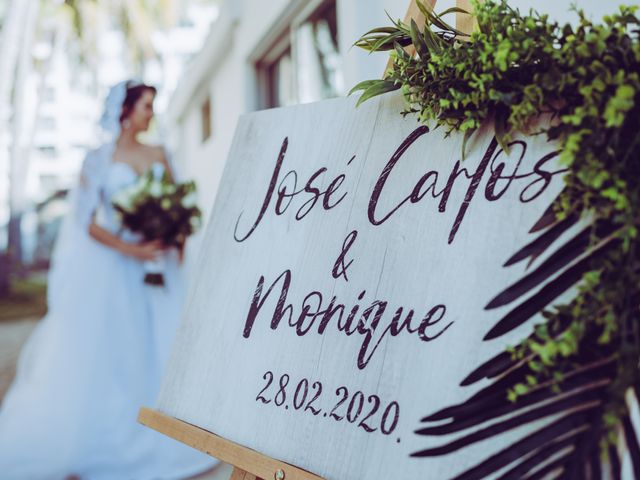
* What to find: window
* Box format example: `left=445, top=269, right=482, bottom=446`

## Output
left=38, top=116, right=56, bottom=130
left=37, top=145, right=56, bottom=157
left=41, top=87, right=55, bottom=102
left=256, top=0, right=342, bottom=109
left=39, top=174, right=58, bottom=191
left=201, top=96, right=212, bottom=142
left=265, top=47, right=296, bottom=108
left=294, top=1, right=342, bottom=104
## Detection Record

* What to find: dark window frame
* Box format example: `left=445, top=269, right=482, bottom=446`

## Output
left=201, top=95, right=212, bottom=142
left=255, top=0, right=340, bottom=109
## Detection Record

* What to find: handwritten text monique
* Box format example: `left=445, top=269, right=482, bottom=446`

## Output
left=232, top=126, right=565, bottom=370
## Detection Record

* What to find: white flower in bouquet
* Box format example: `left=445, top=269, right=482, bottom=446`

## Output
left=132, top=179, right=146, bottom=194
left=112, top=186, right=136, bottom=211
left=149, top=181, right=162, bottom=197
left=190, top=216, right=202, bottom=229
left=150, top=162, right=165, bottom=180
left=182, top=192, right=197, bottom=208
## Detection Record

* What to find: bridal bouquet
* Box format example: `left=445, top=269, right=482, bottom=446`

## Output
left=112, top=167, right=202, bottom=286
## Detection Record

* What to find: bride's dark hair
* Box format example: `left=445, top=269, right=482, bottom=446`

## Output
left=119, top=82, right=157, bottom=123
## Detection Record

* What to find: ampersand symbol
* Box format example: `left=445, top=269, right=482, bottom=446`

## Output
left=332, top=230, right=358, bottom=282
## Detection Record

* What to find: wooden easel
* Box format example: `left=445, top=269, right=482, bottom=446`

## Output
left=138, top=407, right=322, bottom=480
left=138, top=1, right=472, bottom=479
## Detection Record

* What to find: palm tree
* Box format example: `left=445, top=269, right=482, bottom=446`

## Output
left=413, top=208, right=640, bottom=478
left=63, top=0, right=181, bottom=75
left=0, top=0, right=38, bottom=296
left=8, top=0, right=40, bottom=273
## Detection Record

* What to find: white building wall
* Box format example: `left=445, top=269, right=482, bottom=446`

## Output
left=168, top=0, right=454, bottom=263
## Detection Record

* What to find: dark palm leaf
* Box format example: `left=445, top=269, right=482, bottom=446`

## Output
left=608, top=444, right=622, bottom=480
left=527, top=197, right=563, bottom=234
left=488, top=222, right=618, bottom=309
left=482, top=255, right=596, bottom=340
left=623, top=415, right=640, bottom=479
left=503, top=213, right=578, bottom=267
left=423, top=360, right=615, bottom=434
left=495, top=433, right=581, bottom=480
left=414, top=409, right=594, bottom=472
left=413, top=209, right=640, bottom=479
left=486, top=226, right=594, bottom=308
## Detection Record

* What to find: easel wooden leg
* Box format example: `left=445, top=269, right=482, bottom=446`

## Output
left=230, top=467, right=260, bottom=480
left=456, top=0, right=475, bottom=34
left=386, top=0, right=475, bottom=76
left=138, top=408, right=322, bottom=480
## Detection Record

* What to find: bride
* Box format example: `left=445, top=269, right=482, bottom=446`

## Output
left=0, top=80, right=218, bottom=479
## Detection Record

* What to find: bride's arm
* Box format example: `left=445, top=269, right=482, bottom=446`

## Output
left=88, top=221, right=162, bottom=261
left=77, top=149, right=160, bottom=261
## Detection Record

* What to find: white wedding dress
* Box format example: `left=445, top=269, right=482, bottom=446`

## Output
left=0, top=142, right=217, bottom=479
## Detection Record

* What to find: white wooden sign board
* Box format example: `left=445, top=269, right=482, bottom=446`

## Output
left=156, top=92, right=567, bottom=479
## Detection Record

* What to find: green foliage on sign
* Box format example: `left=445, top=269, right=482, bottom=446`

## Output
left=353, top=1, right=640, bottom=477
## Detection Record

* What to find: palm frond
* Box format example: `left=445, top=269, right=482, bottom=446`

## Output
left=413, top=209, right=640, bottom=478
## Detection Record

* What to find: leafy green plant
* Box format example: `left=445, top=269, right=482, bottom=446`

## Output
left=353, top=1, right=640, bottom=478
left=0, top=277, right=47, bottom=322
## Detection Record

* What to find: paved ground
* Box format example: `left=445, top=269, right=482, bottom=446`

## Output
left=0, top=317, right=231, bottom=479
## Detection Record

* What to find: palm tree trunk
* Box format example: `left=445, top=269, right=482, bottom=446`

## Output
left=8, top=0, right=40, bottom=272
left=0, top=0, right=36, bottom=296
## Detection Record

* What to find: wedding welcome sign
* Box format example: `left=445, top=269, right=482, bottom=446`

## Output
left=155, top=92, right=568, bottom=479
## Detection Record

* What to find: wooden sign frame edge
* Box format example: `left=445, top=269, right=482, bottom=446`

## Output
left=138, top=407, right=323, bottom=480
left=138, top=1, right=474, bottom=479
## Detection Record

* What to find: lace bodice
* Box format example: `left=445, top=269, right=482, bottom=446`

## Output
left=76, top=143, right=167, bottom=241
left=98, top=161, right=140, bottom=235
